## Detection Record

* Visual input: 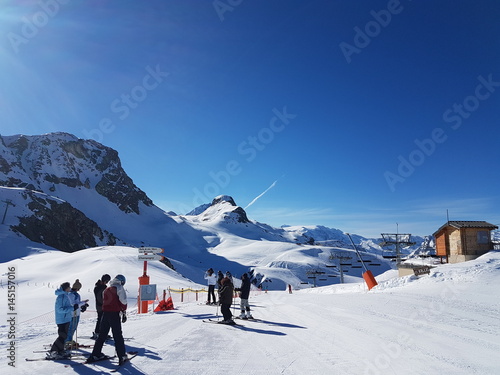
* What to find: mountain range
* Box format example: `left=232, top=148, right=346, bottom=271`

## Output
left=0, top=132, right=432, bottom=288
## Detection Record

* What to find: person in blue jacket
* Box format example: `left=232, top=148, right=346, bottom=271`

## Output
left=65, top=279, right=89, bottom=349
left=47, top=282, right=79, bottom=359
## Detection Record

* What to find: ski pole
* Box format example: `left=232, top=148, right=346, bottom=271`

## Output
left=232, top=290, right=236, bottom=317
left=71, top=310, right=77, bottom=355
left=74, top=313, right=78, bottom=356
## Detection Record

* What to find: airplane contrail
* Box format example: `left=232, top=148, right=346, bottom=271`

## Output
left=245, top=180, right=278, bottom=209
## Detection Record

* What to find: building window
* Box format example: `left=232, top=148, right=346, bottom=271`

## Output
left=477, top=231, right=489, bottom=244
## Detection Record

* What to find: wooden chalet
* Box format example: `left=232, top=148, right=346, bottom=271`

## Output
left=433, top=221, right=498, bottom=263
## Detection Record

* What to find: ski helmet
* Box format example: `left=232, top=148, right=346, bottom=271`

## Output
left=115, top=274, right=126, bottom=285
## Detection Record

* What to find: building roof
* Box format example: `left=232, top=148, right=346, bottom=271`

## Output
left=433, top=221, right=498, bottom=236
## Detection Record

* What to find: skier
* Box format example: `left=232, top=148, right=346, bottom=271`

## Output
left=217, top=270, right=224, bottom=292
left=204, top=268, right=217, bottom=305
left=65, top=279, right=89, bottom=349
left=92, top=274, right=111, bottom=339
left=218, top=277, right=235, bottom=324
left=236, top=273, right=253, bottom=319
left=88, top=274, right=129, bottom=365
left=47, top=282, right=79, bottom=359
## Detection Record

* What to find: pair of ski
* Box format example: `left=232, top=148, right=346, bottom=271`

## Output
left=84, top=351, right=138, bottom=372
left=202, top=318, right=243, bottom=326
left=26, top=354, right=87, bottom=362
left=202, top=317, right=259, bottom=325
left=26, top=351, right=138, bottom=372
left=235, top=317, right=260, bottom=322
left=25, top=350, right=87, bottom=362
left=41, top=343, right=93, bottom=349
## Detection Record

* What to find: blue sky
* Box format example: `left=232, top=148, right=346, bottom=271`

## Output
left=1, top=0, right=499, bottom=237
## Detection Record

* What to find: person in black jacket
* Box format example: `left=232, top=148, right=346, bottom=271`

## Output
left=216, top=270, right=224, bottom=292
left=236, top=273, right=253, bottom=319
left=218, top=277, right=235, bottom=324
left=91, top=274, right=111, bottom=340
left=88, top=274, right=129, bottom=365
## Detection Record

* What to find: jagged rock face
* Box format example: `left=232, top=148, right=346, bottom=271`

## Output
left=11, top=190, right=117, bottom=252
left=0, top=133, right=153, bottom=214
left=231, top=206, right=249, bottom=223
left=211, top=195, right=236, bottom=206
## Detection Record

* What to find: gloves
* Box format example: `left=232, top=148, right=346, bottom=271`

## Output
left=73, top=304, right=79, bottom=311
left=80, top=303, right=89, bottom=313
left=121, top=312, right=127, bottom=323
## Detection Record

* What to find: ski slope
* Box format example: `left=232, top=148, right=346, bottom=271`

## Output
left=1, top=247, right=499, bottom=374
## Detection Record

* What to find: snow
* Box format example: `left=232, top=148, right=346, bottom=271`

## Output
left=1, top=246, right=499, bottom=374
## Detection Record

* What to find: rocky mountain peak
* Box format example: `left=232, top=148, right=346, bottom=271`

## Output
left=198, top=195, right=249, bottom=224
left=211, top=195, right=237, bottom=207
left=0, top=133, right=153, bottom=214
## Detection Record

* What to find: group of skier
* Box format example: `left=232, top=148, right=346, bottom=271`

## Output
left=47, top=268, right=254, bottom=362
left=204, top=268, right=254, bottom=325
left=47, top=274, right=130, bottom=366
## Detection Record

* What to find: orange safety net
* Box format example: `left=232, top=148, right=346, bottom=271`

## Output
left=154, top=296, right=174, bottom=312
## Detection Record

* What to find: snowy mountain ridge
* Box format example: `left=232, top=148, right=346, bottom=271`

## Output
left=0, top=132, right=427, bottom=288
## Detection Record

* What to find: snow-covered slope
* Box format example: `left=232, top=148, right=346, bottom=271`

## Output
left=1, top=246, right=499, bottom=374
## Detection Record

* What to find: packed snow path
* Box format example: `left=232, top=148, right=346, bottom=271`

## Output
left=9, top=272, right=500, bottom=375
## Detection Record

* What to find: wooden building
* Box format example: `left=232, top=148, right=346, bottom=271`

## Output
left=433, top=221, right=498, bottom=263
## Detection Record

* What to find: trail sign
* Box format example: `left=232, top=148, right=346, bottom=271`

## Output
left=138, top=254, right=164, bottom=261
left=140, top=284, right=157, bottom=301
left=137, top=247, right=164, bottom=254
left=413, top=266, right=431, bottom=276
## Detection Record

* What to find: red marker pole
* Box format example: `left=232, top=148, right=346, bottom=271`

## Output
left=138, top=260, right=150, bottom=313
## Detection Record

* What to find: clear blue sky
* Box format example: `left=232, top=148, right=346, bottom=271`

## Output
left=1, top=0, right=499, bottom=237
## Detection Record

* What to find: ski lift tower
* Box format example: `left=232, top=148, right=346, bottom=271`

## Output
left=328, top=251, right=353, bottom=284
left=380, top=232, right=416, bottom=266
left=306, top=269, right=325, bottom=288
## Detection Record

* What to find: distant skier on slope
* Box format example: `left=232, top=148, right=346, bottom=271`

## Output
left=88, top=274, right=129, bottom=365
